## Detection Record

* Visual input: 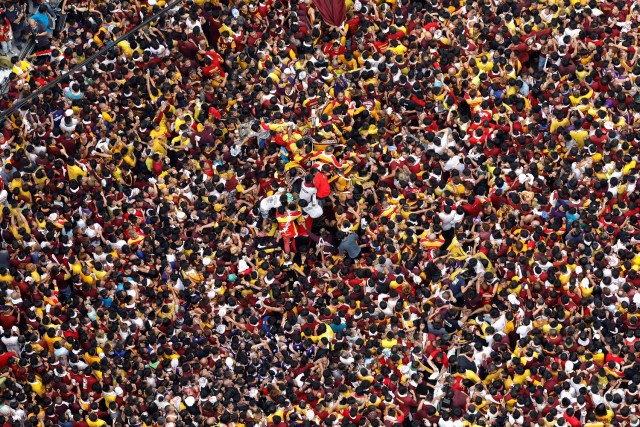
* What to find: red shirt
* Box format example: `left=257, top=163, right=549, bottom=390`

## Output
left=0, top=315, right=17, bottom=330
left=0, top=352, right=16, bottom=368
left=313, top=173, right=331, bottom=198
left=563, top=412, right=581, bottom=427
left=462, top=198, right=483, bottom=217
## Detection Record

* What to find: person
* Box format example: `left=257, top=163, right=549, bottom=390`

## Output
left=3, top=2, right=26, bottom=47
left=26, top=18, right=49, bottom=51
left=30, top=4, right=53, bottom=34
left=276, top=203, right=302, bottom=254
left=312, top=164, right=331, bottom=206
left=0, top=12, right=15, bottom=56
left=337, top=231, right=361, bottom=259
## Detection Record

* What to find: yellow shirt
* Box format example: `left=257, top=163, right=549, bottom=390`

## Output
left=44, top=334, right=61, bottom=354
left=152, top=140, right=168, bottom=156
left=388, top=44, right=407, bottom=55
left=550, top=117, right=570, bottom=134
left=101, top=111, right=115, bottom=123
left=93, top=269, right=108, bottom=281
left=117, top=40, right=134, bottom=56
left=569, top=89, right=593, bottom=106
left=569, top=129, right=589, bottom=149
left=512, top=369, right=531, bottom=385
left=623, top=160, right=637, bottom=175
left=575, top=69, right=588, bottom=82
left=67, top=164, right=87, bottom=181
left=381, top=338, right=398, bottom=348
left=29, top=377, right=45, bottom=397
left=477, top=60, right=493, bottom=72
left=309, top=327, right=334, bottom=344
left=104, top=392, right=117, bottom=406
left=12, top=60, right=31, bottom=80
left=86, top=418, right=107, bottom=427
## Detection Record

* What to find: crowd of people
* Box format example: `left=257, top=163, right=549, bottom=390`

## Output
left=0, top=0, right=640, bottom=425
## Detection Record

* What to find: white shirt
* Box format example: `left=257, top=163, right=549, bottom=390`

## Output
left=1, top=335, right=19, bottom=353
left=238, top=257, right=250, bottom=274
left=516, top=323, right=533, bottom=339
left=492, top=314, right=507, bottom=332
left=60, top=118, right=78, bottom=133
left=303, top=197, right=323, bottom=219
left=438, top=211, right=457, bottom=231
left=438, top=419, right=463, bottom=427
left=260, top=193, right=283, bottom=212
left=444, top=155, right=464, bottom=172
left=299, top=183, right=317, bottom=202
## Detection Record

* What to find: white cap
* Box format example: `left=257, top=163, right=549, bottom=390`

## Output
left=225, top=357, right=234, bottom=369
left=565, top=360, right=574, bottom=373
left=65, top=109, right=74, bottom=117
left=184, top=396, right=195, bottom=407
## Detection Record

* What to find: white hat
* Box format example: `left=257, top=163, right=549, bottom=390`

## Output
left=604, top=121, right=614, bottom=130
left=225, top=357, right=234, bottom=369
left=115, top=387, right=123, bottom=396
left=184, top=396, right=195, bottom=407
left=65, top=109, right=74, bottom=117
left=176, top=211, right=186, bottom=221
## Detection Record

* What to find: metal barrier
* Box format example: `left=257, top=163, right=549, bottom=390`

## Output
left=0, top=0, right=183, bottom=121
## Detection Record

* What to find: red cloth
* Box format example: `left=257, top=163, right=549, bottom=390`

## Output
left=313, top=0, right=346, bottom=26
